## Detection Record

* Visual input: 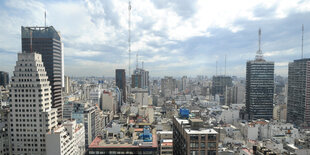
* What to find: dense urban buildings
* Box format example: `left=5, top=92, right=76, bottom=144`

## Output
left=22, top=26, right=64, bottom=119
left=9, top=52, right=58, bottom=154
left=115, top=69, right=126, bottom=102
left=287, top=58, right=310, bottom=127
left=0, top=71, right=9, bottom=88
left=245, top=29, right=274, bottom=120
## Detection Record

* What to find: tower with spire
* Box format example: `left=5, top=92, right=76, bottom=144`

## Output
left=245, top=28, right=274, bottom=120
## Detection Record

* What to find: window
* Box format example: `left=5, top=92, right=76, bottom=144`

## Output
left=190, top=142, right=199, bottom=148
left=208, top=143, right=216, bottom=149
left=208, top=134, right=216, bottom=141
left=190, top=135, right=199, bottom=141
left=201, top=142, right=205, bottom=148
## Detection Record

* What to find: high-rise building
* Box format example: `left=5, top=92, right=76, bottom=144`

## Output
left=131, top=68, right=149, bottom=89
left=211, top=75, right=232, bottom=96
left=173, top=109, right=218, bottom=155
left=0, top=71, right=9, bottom=88
left=9, top=52, right=58, bottom=154
left=161, top=76, right=176, bottom=98
left=287, top=58, right=310, bottom=127
left=22, top=26, right=63, bottom=119
left=116, top=69, right=126, bottom=102
left=246, top=29, right=274, bottom=120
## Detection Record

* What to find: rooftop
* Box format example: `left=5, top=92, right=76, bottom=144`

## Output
left=89, top=128, right=158, bottom=149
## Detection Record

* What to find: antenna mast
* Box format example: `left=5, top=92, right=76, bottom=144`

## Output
left=216, top=61, right=218, bottom=76
left=302, top=24, right=304, bottom=59
left=255, top=28, right=264, bottom=61
left=225, top=54, right=226, bottom=76
left=128, top=0, right=131, bottom=80
left=136, top=52, right=138, bottom=69
left=44, top=11, right=46, bottom=27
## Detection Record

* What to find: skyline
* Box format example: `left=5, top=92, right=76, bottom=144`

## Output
left=1, top=0, right=310, bottom=77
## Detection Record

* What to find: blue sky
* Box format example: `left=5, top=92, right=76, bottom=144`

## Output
left=0, top=0, right=310, bottom=77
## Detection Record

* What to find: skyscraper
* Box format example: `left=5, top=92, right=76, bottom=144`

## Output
left=246, top=29, right=274, bottom=120
left=21, top=26, right=63, bottom=119
left=9, top=52, right=58, bottom=154
left=287, top=58, right=310, bottom=127
left=131, top=68, right=149, bottom=89
left=116, top=69, right=126, bottom=102
left=0, top=71, right=9, bottom=88
left=211, top=75, right=232, bottom=96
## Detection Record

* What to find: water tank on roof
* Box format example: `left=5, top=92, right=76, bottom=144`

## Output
left=179, top=108, right=189, bottom=119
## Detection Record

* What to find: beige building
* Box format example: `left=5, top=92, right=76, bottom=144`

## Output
left=9, top=53, right=58, bottom=154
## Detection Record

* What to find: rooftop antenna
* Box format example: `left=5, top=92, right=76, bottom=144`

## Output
left=136, top=51, right=138, bottom=69
left=255, top=28, right=264, bottom=61
left=216, top=61, right=218, bottom=76
left=302, top=24, right=304, bottom=59
left=44, top=11, right=46, bottom=27
left=128, top=0, right=131, bottom=79
left=225, top=54, right=227, bottom=76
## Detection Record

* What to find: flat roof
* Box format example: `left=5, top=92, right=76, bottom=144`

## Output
left=89, top=130, right=158, bottom=149
left=175, top=116, right=218, bottom=135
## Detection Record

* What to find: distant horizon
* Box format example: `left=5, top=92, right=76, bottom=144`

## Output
left=1, top=0, right=310, bottom=77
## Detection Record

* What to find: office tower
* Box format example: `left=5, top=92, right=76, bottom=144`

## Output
left=22, top=26, right=63, bottom=119
left=181, top=76, right=187, bottom=91
left=161, top=76, right=176, bottom=97
left=131, top=68, right=149, bottom=89
left=211, top=75, right=232, bottom=96
left=116, top=69, right=126, bottom=102
left=287, top=58, right=310, bottom=127
left=0, top=71, right=9, bottom=88
left=225, top=86, right=238, bottom=106
left=9, top=52, right=58, bottom=154
left=173, top=108, right=218, bottom=155
left=246, top=29, right=274, bottom=120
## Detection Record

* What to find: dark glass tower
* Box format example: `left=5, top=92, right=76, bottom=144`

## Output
left=246, top=29, right=274, bottom=120
left=287, top=58, right=310, bottom=127
left=116, top=69, right=126, bottom=102
left=0, top=71, right=9, bottom=87
left=21, top=26, right=63, bottom=119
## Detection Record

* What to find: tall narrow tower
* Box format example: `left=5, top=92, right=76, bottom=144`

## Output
left=246, top=28, right=274, bottom=120
left=9, top=52, right=58, bottom=154
left=128, top=0, right=131, bottom=82
left=22, top=26, right=63, bottom=119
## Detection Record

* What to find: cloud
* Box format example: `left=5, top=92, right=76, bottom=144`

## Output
left=0, top=0, right=310, bottom=77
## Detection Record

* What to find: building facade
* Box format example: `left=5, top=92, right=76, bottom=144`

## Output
left=246, top=30, right=274, bottom=120
left=211, top=75, right=233, bottom=96
left=22, top=26, right=63, bottom=119
left=0, top=71, right=9, bottom=88
left=46, top=120, right=85, bottom=155
left=287, top=58, right=310, bottom=127
left=173, top=109, right=218, bottom=155
left=9, top=52, right=58, bottom=154
left=116, top=69, right=126, bottom=103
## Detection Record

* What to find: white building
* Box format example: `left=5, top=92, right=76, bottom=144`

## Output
left=46, top=120, right=85, bottom=155
left=9, top=53, right=58, bottom=154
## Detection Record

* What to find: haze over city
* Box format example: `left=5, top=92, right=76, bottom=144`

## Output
left=0, top=0, right=310, bottom=77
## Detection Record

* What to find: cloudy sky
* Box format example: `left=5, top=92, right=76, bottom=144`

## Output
left=0, top=0, right=310, bottom=77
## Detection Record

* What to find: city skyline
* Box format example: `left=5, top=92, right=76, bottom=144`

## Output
left=0, top=0, right=310, bottom=77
